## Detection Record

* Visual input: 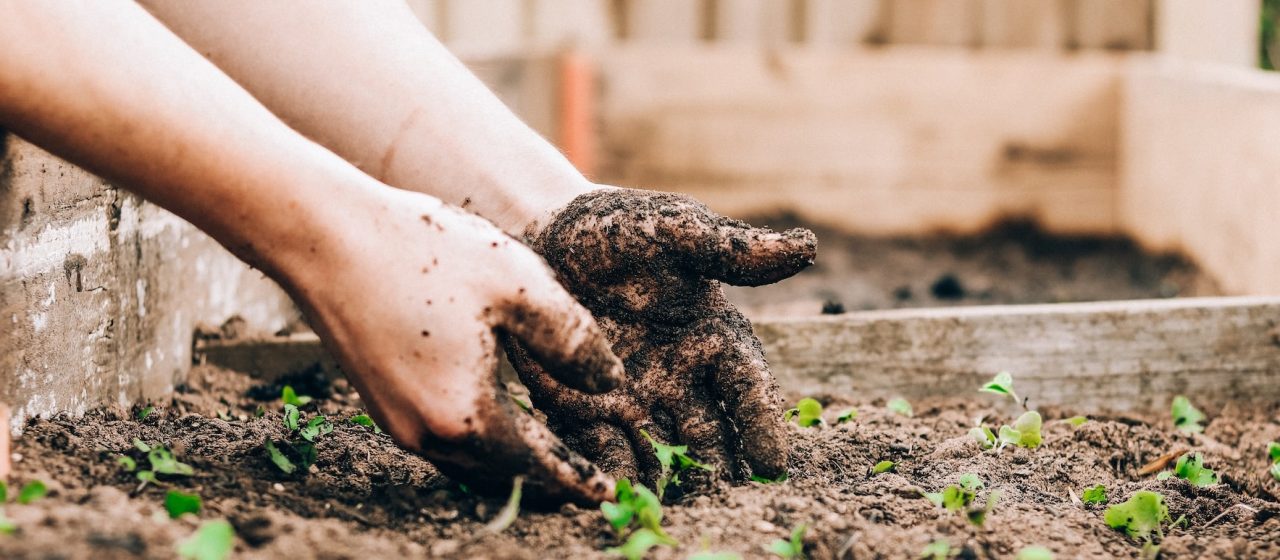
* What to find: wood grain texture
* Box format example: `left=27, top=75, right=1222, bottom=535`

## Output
left=197, top=297, right=1280, bottom=412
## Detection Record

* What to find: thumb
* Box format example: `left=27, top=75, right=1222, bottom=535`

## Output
left=700, top=218, right=817, bottom=287
left=498, top=276, right=624, bottom=394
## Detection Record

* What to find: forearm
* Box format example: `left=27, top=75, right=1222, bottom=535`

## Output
left=0, top=0, right=380, bottom=282
left=139, top=0, right=592, bottom=235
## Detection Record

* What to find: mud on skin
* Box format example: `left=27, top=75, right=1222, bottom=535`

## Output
left=509, top=188, right=817, bottom=488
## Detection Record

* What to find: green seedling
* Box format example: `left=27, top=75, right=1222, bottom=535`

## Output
left=1081, top=484, right=1107, bottom=504
left=1171, top=395, right=1205, bottom=433
left=641, top=430, right=713, bottom=499
left=298, top=415, right=333, bottom=442
left=923, top=473, right=983, bottom=511
left=1104, top=490, right=1170, bottom=542
left=265, top=439, right=316, bottom=474
left=482, top=476, right=523, bottom=534
left=281, top=385, right=312, bottom=407
left=607, top=528, right=671, bottom=560
left=979, top=371, right=1019, bottom=404
left=268, top=404, right=333, bottom=474
left=1017, top=545, right=1055, bottom=560
left=177, top=519, right=235, bottom=560
left=783, top=398, right=824, bottom=428
left=165, top=490, right=202, bottom=519
left=872, top=460, right=895, bottom=474
left=1064, top=416, right=1089, bottom=427
left=349, top=414, right=383, bottom=434
left=768, top=523, right=806, bottom=559
left=1268, top=442, right=1280, bottom=481
left=969, top=425, right=997, bottom=450
left=751, top=472, right=789, bottom=484
left=283, top=404, right=300, bottom=431
left=836, top=408, right=857, bottom=424
left=600, top=478, right=675, bottom=543
left=116, top=455, right=137, bottom=472
left=509, top=394, right=533, bottom=413
left=129, top=440, right=195, bottom=490
left=919, top=540, right=957, bottom=559
left=1156, top=452, right=1217, bottom=486
left=996, top=411, right=1043, bottom=450
left=887, top=398, right=913, bottom=418
left=254, top=405, right=266, bottom=418
left=16, top=481, right=46, bottom=505
left=137, top=406, right=155, bottom=421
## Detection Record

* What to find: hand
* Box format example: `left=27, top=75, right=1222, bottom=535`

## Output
left=506, top=187, right=816, bottom=487
left=279, top=187, right=625, bottom=504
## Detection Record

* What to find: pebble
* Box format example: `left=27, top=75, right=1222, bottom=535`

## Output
left=308, top=464, right=319, bottom=474
left=754, top=520, right=777, bottom=533
left=272, top=483, right=284, bottom=492
left=10, top=452, right=21, bottom=463
left=430, top=539, right=460, bottom=557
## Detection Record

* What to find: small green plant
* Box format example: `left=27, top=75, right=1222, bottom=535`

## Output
left=266, top=405, right=332, bottom=474
left=1017, top=545, right=1055, bottom=560
left=835, top=408, right=857, bottom=424
left=768, top=523, right=806, bottom=559
left=137, top=406, right=155, bottom=421
left=165, top=490, right=202, bottom=519
left=872, top=460, right=895, bottom=474
left=128, top=439, right=195, bottom=490
left=970, top=425, right=997, bottom=449
left=1081, top=484, right=1108, bottom=504
left=783, top=398, right=824, bottom=428
left=1171, top=395, right=1205, bottom=433
left=1104, top=490, right=1170, bottom=542
left=177, top=519, right=235, bottom=560
left=919, top=539, right=957, bottom=559
left=601, top=479, right=677, bottom=558
left=750, top=472, right=789, bottom=484
left=1156, top=452, right=1217, bottom=486
left=349, top=414, right=383, bottom=434
left=641, top=430, right=713, bottom=499
left=482, top=476, right=523, bottom=534
left=281, top=385, right=312, bottom=407
left=997, top=411, right=1043, bottom=449
left=15, top=481, right=46, bottom=505
left=887, top=398, right=913, bottom=418
left=1064, top=416, right=1088, bottom=427
left=979, top=371, right=1019, bottom=404
left=923, top=473, right=983, bottom=511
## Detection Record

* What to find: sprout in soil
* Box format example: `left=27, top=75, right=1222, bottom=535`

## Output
left=600, top=478, right=676, bottom=554
left=267, top=405, right=334, bottom=475
left=1155, top=452, right=1217, bottom=486
left=887, top=398, right=913, bottom=418
left=783, top=398, right=824, bottom=428
left=641, top=430, right=713, bottom=499
left=835, top=408, right=857, bottom=424
left=923, top=472, right=983, bottom=511
left=1063, top=416, right=1088, bottom=427
left=482, top=476, right=524, bottom=534
left=970, top=425, right=997, bottom=450
left=919, top=540, right=958, bottom=560
left=349, top=414, right=383, bottom=434
left=1081, top=484, right=1108, bottom=504
left=165, top=490, right=202, bottom=519
left=129, top=439, right=195, bottom=490
left=979, top=371, right=1019, bottom=404
left=751, top=472, right=789, bottom=484
left=872, top=460, right=895, bottom=474
left=177, top=519, right=235, bottom=560
left=0, top=479, right=49, bottom=534
left=1267, top=442, right=1280, bottom=482
left=997, top=411, right=1043, bottom=450
left=1017, top=545, right=1055, bottom=560
left=768, top=523, right=807, bottom=559
left=137, top=405, right=155, bottom=421
left=281, top=385, right=312, bottom=407
left=1170, top=395, right=1205, bottom=433
left=1104, top=490, right=1170, bottom=543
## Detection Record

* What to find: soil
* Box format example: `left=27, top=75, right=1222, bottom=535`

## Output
left=4, top=365, right=1278, bottom=559
left=722, top=218, right=1222, bottom=317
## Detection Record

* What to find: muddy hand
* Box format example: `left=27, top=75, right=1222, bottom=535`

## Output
left=507, top=188, right=816, bottom=486
left=286, top=188, right=624, bottom=504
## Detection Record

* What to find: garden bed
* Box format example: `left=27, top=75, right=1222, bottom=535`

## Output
left=2, top=364, right=1277, bottom=559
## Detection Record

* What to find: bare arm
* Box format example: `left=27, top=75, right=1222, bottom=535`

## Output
left=138, top=0, right=591, bottom=235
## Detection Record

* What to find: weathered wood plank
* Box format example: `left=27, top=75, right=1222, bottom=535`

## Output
left=1072, top=0, right=1151, bottom=51
left=196, top=297, right=1280, bottom=412
left=886, top=0, right=980, bottom=47
left=978, top=0, right=1067, bottom=49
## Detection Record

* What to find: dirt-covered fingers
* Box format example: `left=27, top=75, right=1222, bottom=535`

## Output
left=708, top=336, right=789, bottom=479
left=673, top=401, right=734, bottom=480
left=700, top=218, right=816, bottom=287
left=559, top=422, right=638, bottom=482
left=495, top=270, right=624, bottom=394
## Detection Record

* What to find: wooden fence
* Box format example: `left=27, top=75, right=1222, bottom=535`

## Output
left=407, top=0, right=1154, bottom=57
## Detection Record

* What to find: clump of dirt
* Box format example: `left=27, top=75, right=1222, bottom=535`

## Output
left=724, top=217, right=1221, bottom=317
left=2, top=364, right=1277, bottom=559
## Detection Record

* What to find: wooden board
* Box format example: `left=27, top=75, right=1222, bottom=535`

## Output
left=195, top=297, right=1280, bottom=412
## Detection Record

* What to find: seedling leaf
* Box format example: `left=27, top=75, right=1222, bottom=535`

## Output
left=641, top=430, right=712, bottom=499
left=958, top=473, right=983, bottom=491
left=1081, top=485, right=1107, bottom=504
left=137, top=406, right=155, bottom=421
left=873, top=460, right=895, bottom=474
left=16, top=481, right=46, bottom=505
left=920, top=540, right=955, bottom=560
left=785, top=398, right=824, bottom=428
left=1269, top=441, right=1280, bottom=463
left=282, top=404, right=300, bottom=431
left=298, top=415, right=333, bottom=442
left=1171, top=396, right=1205, bottom=433
left=265, top=440, right=296, bottom=474
left=165, top=490, right=202, bottom=518
left=133, top=439, right=152, bottom=453
left=887, top=398, right=913, bottom=418
left=177, top=519, right=235, bottom=560
left=1104, top=490, right=1170, bottom=541
left=0, top=518, right=15, bottom=535
left=607, top=528, right=670, bottom=560
left=1270, top=461, right=1280, bottom=482
left=350, top=414, right=383, bottom=434
left=1017, top=545, right=1055, bottom=560
left=751, top=472, right=789, bottom=484
left=836, top=408, right=857, bottom=424
left=148, top=446, right=195, bottom=476
left=117, top=455, right=137, bottom=472
left=281, top=385, right=312, bottom=407
left=768, top=523, right=806, bottom=559
left=482, top=476, right=523, bottom=534
left=1065, top=416, right=1088, bottom=427
left=970, top=426, right=997, bottom=449
left=979, top=371, right=1019, bottom=403
left=1171, top=453, right=1217, bottom=486
left=1011, top=411, right=1043, bottom=448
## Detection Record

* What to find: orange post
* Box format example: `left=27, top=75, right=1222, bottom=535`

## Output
left=558, top=50, right=596, bottom=177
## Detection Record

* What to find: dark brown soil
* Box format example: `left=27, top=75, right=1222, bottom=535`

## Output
left=3, top=365, right=1277, bottom=559
left=723, top=218, right=1221, bottom=317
